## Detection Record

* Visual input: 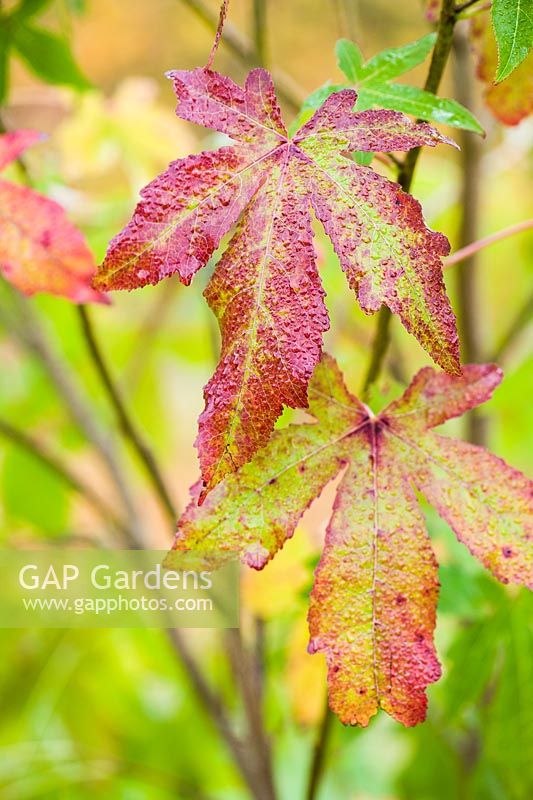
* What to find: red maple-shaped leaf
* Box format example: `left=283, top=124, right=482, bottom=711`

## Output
left=166, top=355, right=532, bottom=727
left=0, top=130, right=106, bottom=304
left=95, top=68, right=460, bottom=496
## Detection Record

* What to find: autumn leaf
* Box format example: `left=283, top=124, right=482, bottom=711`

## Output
left=0, top=130, right=106, bottom=303
left=95, top=67, right=460, bottom=495
left=470, top=12, right=533, bottom=125
left=166, top=354, right=533, bottom=727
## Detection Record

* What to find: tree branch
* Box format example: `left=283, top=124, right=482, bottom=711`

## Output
left=306, top=696, right=334, bottom=800
left=77, top=305, right=178, bottom=524
left=361, top=0, right=460, bottom=398
left=225, top=629, right=277, bottom=800
left=453, top=26, right=485, bottom=444
left=444, top=219, right=533, bottom=267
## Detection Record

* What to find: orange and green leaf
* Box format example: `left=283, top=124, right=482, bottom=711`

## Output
left=167, top=355, right=533, bottom=727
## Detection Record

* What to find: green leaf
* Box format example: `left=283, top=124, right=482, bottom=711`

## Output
left=11, top=0, right=54, bottom=22
left=12, top=24, right=91, bottom=90
left=493, top=0, right=533, bottom=82
left=360, top=33, right=437, bottom=82
left=302, top=35, right=484, bottom=135
left=353, top=150, right=374, bottom=165
left=358, top=82, right=484, bottom=134
left=301, top=81, right=347, bottom=111
left=336, top=38, right=364, bottom=82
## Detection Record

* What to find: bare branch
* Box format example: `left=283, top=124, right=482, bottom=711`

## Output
left=445, top=219, right=533, bottom=268
left=77, top=305, right=178, bottom=524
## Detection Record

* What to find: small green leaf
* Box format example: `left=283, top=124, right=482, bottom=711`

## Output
left=493, top=0, right=533, bottom=82
left=358, top=82, right=484, bottom=134
left=301, top=81, right=347, bottom=111
left=336, top=38, right=364, bottom=82
left=12, top=24, right=91, bottom=90
left=353, top=151, right=374, bottom=166
left=361, top=33, right=437, bottom=82
left=11, top=0, right=54, bottom=22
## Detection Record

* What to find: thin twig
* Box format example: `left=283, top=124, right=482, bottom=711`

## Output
left=361, top=0, right=460, bottom=398
left=77, top=305, right=178, bottom=524
left=490, top=289, right=533, bottom=363
left=165, top=627, right=266, bottom=799
left=225, top=629, right=276, bottom=800
left=306, top=696, right=334, bottom=800
left=444, top=219, right=533, bottom=267
left=0, top=417, right=129, bottom=538
left=455, top=0, right=485, bottom=13
left=179, top=0, right=306, bottom=112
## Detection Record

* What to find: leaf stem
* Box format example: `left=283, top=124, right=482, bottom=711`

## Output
left=444, top=219, right=533, bottom=267
left=206, top=0, right=230, bottom=69
left=77, top=305, right=178, bottom=524
left=179, top=0, right=306, bottom=111
left=360, top=306, right=393, bottom=400
left=362, top=0, right=460, bottom=398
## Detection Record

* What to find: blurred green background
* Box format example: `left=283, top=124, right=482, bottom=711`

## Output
left=0, top=0, right=532, bottom=798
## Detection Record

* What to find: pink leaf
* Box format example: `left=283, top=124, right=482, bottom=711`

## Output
left=96, top=68, right=459, bottom=494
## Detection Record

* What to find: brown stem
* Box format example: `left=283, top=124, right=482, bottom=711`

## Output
left=444, top=219, right=533, bottom=267
left=306, top=697, right=334, bottom=800
left=453, top=26, right=485, bottom=444
left=0, top=417, right=129, bottom=538
left=179, top=0, right=306, bottom=111
left=165, top=627, right=267, bottom=799
left=362, top=0, right=460, bottom=398
left=206, top=0, right=230, bottom=68
left=225, top=629, right=277, bottom=800
left=77, top=305, right=178, bottom=524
